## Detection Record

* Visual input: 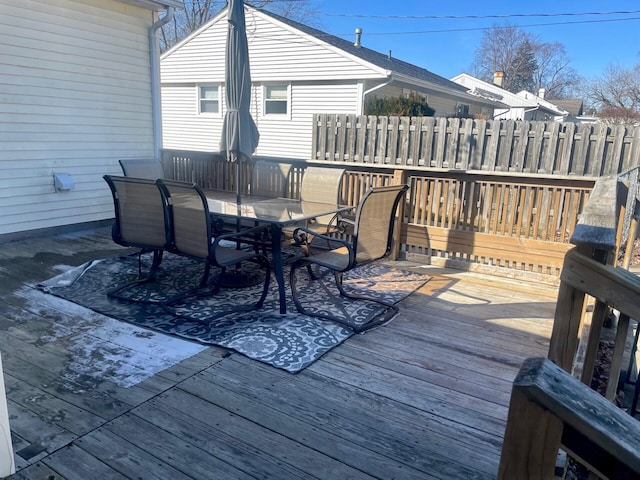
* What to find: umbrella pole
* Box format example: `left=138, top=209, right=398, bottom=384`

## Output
left=236, top=154, right=241, bottom=207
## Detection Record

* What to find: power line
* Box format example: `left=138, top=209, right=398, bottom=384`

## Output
left=332, top=16, right=640, bottom=36
left=320, top=9, right=640, bottom=20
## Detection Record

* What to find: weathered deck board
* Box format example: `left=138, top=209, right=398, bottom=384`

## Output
left=0, top=227, right=559, bottom=479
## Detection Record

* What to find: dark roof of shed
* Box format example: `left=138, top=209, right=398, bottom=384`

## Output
left=255, top=6, right=473, bottom=97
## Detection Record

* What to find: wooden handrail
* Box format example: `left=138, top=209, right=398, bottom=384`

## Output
left=569, top=176, right=619, bottom=255
left=549, top=248, right=640, bottom=385
left=498, top=357, right=640, bottom=479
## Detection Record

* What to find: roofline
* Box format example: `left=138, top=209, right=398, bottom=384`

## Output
left=393, top=73, right=507, bottom=108
left=118, top=0, right=184, bottom=11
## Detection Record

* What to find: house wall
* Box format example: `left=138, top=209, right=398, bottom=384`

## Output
left=365, top=83, right=492, bottom=118
left=161, top=9, right=382, bottom=84
left=162, top=80, right=361, bottom=158
left=0, top=0, right=156, bottom=237
left=161, top=8, right=375, bottom=159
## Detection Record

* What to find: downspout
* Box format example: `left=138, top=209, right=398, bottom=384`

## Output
left=149, top=7, right=175, bottom=160
left=359, top=76, right=394, bottom=114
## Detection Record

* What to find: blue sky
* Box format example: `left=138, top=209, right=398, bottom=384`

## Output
left=313, top=0, right=640, bottom=81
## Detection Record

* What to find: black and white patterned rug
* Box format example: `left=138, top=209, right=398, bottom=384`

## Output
left=38, top=252, right=430, bottom=373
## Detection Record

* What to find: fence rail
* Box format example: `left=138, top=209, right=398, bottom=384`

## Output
left=162, top=149, right=596, bottom=281
left=312, top=114, right=640, bottom=176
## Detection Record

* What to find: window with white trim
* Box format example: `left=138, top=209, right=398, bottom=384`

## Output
left=264, top=84, right=288, bottom=115
left=199, top=85, right=219, bottom=114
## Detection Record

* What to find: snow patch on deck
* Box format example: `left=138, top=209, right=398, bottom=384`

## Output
left=16, top=268, right=206, bottom=391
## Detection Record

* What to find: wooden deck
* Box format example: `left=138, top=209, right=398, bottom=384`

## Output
left=0, top=227, right=558, bottom=479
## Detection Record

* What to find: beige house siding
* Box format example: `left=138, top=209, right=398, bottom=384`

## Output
left=0, top=0, right=157, bottom=236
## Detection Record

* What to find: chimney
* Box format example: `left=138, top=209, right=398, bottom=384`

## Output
left=538, top=88, right=545, bottom=99
left=493, top=71, right=504, bottom=87
left=354, top=28, right=362, bottom=48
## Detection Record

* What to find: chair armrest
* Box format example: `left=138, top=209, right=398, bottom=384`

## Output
left=292, top=225, right=350, bottom=248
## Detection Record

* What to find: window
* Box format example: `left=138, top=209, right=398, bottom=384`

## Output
left=199, top=85, right=219, bottom=114
left=264, top=84, right=288, bottom=115
left=456, top=103, right=470, bottom=117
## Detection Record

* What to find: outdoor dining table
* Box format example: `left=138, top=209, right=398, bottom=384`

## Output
left=204, top=189, right=353, bottom=314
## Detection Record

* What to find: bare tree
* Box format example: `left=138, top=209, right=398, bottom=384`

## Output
left=581, top=63, right=640, bottom=124
left=471, top=23, right=580, bottom=98
left=471, top=24, right=537, bottom=93
left=160, top=0, right=319, bottom=51
left=532, top=42, right=579, bottom=99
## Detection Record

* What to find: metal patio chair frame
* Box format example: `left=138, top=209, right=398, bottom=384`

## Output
left=103, top=175, right=169, bottom=302
left=289, top=184, right=408, bottom=333
left=156, top=179, right=271, bottom=318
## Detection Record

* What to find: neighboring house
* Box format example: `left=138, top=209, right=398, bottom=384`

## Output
left=451, top=73, right=568, bottom=122
left=160, top=5, right=503, bottom=159
left=0, top=0, right=182, bottom=240
left=553, top=99, right=598, bottom=123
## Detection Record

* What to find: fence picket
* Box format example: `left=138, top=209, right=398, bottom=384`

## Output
left=312, top=115, right=638, bottom=177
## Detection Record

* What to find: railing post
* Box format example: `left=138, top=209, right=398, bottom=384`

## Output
left=498, top=387, right=562, bottom=480
left=391, top=169, right=408, bottom=260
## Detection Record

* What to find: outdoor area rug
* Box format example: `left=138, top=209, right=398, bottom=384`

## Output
left=38, top=252, right=431, bottom=373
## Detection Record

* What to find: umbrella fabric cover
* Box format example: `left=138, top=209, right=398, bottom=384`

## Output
left=220, top=0, right=259, bottom=164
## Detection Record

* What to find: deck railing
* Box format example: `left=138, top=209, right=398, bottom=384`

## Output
left=548, top=168, right=640, bottom=396
left=162, top=149, right=596, bottom=282
left=499, top=167, right=640, bottom=478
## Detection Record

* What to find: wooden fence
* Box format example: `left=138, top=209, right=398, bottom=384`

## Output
left=162, top=149, right=595, bottom=282
left=312, top=114, right=640, bottom=176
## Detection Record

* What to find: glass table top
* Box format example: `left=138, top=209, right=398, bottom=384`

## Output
left=204, top=190, right=351, bottom=226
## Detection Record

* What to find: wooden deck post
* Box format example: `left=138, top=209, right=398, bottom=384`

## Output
left=498, top=386, right=562, bottom=479
left=391, top=169, right=408, bottom=259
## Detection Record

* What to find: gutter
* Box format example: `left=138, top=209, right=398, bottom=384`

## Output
left=149, top=7, right=175, bottom=160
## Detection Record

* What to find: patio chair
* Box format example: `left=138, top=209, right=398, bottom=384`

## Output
left=299, top=166, right=345, bottom=229
left=250, top=160, right=292, bottom=197
left=282, top=166, right=347, bottom=250
left=103, top=175, right=168, bottom=301
left=289, top=184, right=408, bottom=333
left=156, top=179, right=271, bottom=317
left=119, top=158, right=165, bottom=180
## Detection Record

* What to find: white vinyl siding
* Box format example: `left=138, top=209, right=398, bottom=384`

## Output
left=161, top=9, right=384, bottom=84
left=0, top=0, right=157, bottom=236
left=163, top=81, right=360, bottom=159
left=161, top=6, right=496, bottom=160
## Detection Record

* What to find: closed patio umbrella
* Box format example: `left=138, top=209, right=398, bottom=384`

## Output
left=220, top=0, right=259, bottom=205
left=218, top=0, right=261, bottom=287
